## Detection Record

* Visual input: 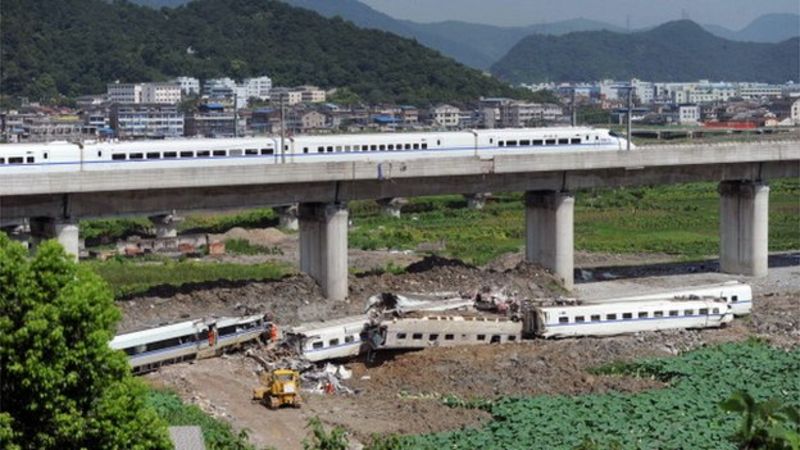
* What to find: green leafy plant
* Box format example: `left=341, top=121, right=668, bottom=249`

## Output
left=303, top=417, right=349, bottom=450
left=720, top=390, right=800, bottom=450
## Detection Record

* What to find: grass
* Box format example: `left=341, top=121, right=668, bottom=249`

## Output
left=224, top=238, right=284, bottom=256
left=84, top=258, right=291, bottom=298
left=147, top=389, right=256, bottom=450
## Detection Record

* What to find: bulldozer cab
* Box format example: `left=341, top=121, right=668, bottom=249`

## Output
left=254, top=368, right=302, bottom=409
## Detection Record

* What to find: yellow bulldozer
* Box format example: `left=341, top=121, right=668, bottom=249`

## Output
left=253, top=368, right=301, bottom=409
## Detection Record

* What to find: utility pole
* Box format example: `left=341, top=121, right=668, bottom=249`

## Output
left=233, top=92, right=238, bottom=138
left=280, top=93, right=286, bottom=163
left=571, top=87, right=577, bottom=127
left=626, top=82, right=633, bottom=151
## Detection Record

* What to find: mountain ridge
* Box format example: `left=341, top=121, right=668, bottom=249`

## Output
left=491, top=20, right=799, bottom=84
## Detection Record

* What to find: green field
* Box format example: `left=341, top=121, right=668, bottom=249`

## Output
left=388, top=341, right=800, bottom=450
left=84, top=258, right=291, bottom=298
left=350, top=179, right=800, bottom=264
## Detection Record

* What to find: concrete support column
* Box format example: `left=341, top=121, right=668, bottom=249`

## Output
left=376, top=197, right=407, bottom=218
left=718, top=180, right=769, bottom=277
left=465, top=192, right=491, bottom=210
left=274, top=204, right=299, bottom=231
left=524, top=190, right=575, bottom=290
left=299, top=202, right=349, bottom=301
left=149, top=213, right=183, bottom=239
left=30, top=217, right=80, bottom=261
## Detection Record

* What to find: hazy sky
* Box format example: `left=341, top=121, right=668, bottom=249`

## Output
left=360, top=0, right=799, bottom=29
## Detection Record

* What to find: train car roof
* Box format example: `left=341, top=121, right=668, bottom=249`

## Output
left=540, top=298, right=728, bottom=315
left=85, top=137, right=275, bottom=150
left=583, top=281, right=749, bottom=304
left=110, top=314, right=264, bottom=349
left=288, top=314, right=369, bottom=335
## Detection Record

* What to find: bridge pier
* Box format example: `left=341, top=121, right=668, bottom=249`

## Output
left=30, top=217, right=80, bottom=261
left=149, top=213, right=183, bottom=238
left=299, top=202, right=349, bottom=300
left=718, top=180, right=769, bottom=277
left=274, top=204, right=299, bottom=231
left=524, top=190, right=575, bottom=290
left=377, top=197, right=407, bottom=218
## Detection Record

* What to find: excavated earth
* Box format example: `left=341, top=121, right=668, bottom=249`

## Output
left=124, top=245, right=800, bottom=450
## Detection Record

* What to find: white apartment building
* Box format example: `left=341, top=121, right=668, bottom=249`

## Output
left=677, top=104, right=700, bottom=125
left=631, top=79, right=655, bottom=104
left=270, top=88, right=303, bottom=105
left=172, top=77, right=200, bottom=95
left=737, top=83, right=784, bottom=99
left=791, top=98, right=800, bottom=125
left=141, top=83, right=182, bottom=104
left=295, top=85, right=326, bottom=103
left=503, top=102, right=563, bottom=127
left=242, top=76, right=272, bottom=100
left=430, top=104, right=461, bottom=128
left=107, top=83, right=142, bottom=104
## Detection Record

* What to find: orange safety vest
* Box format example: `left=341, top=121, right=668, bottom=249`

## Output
left=208, top=328, right=217, bottom=346
left=269, top=324, right=278, bottom=341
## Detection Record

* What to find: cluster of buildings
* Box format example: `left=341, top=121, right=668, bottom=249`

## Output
left=528, top=79, right=800, bottom=128
left=1, top=73, right=567, bottom=142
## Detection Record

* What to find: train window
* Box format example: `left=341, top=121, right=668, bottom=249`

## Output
left=622, top=313, right=633, bottom=319
left=396, top=144, right=402, bottom=150
left=669, top=310, right=679, bottom=317
left=489, top=138, right=494, bottom=144
left=490, top=335, right=501, bottom=343
left=712, top=308, right=720, bottom=314
left=421, top=143, right=428, bottom=149
left=639, top=311, right=649, bottom=318
left=261, top=148, right=274, bottom=155
left=112, top=153, right=126, bottom=160
left=370, top=145, right=377, bottom=151
left=95, top=152, right=100, bottom=158
left=412, top=333, right=423, bottom=340
left=328, top=338, right=339, bottom=346
left=520, top=140, right=530, bottom=146
left=533, top=140, right=543, bottom=146
left=387, top=144, right=394, bottom=150
left=606, top=314, right=617, bottom=320
left=327, top=146, right=333, bottom=153
left=507, top=335, right=517, bottom=342
left=336, top=146, right=342, bottom=152
left=345, top=145, right=351, bottom=152
left=571, top=138, right=581, bottom=144
left=318, top=146, right=324, bottom=153
left=428, top=334, right=439, bottom=341
left=196, top=151, right=210, bottom=157
left=344, top=335, right=354, bottom=343
left=301, top=147, right=308, bottom=154
left=163, top=152, right=177, bottom=158
left=558, top=317, right=569, bottom=324
left=180, top=151, right=194, bottom=158
left=8, top=157, right=22, bottom=164
left=312, top=341, right=323, bottom=349
left=213, top=150, right=226, bottom=157
left=477, top=334, right=486, bottom=341
left=146, top=152, right=160, bottom=159
left=586, top=135, right=589, bottom=140
left=595, top=135, right=599, bottom=140
left=558, top=138, right=569, bottom=145
left=574, top=316, right=585, bottom=323
left=405, top=144, right=411, bottom=150
left=731, top=295, right=738, bottom=302
left=229, top=149, right=243, bottom=157
left=684, top=309, right=694, bottom=316
left=590, top=314, right=601, bottom=322
left=246, top=148, right=258, bottom=156
left=506, top=140, right=517, bottom=146
left=444, top=334, right=454, bottom=340
left=129, top=153, right=143, bottom=160
left=653, top=311, right=664, bottom=318
left=397, top=333, right=407, bottom=339
left=26, top=156, right=35, bottom=163
left=413, top=143, right=419, bottom=149
left=699, top=308, right=709, bottom=315
left=498, top=141, right=505, bottom=147
left=352, top=145, right=359, bottom=151
left=0, top=158, right=5, bottom=164
left=546, top=139, right=556, bottom=145
left=379, top=145, right=385, bottom=151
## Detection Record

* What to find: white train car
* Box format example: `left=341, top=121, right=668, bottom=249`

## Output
left=286, top=315, right=371, bottom=362
left=110, top=314, right=270, bottom=374
left=529, top=298, right=733, bottom=338
left=582, top=281, right=752, bottom=316
left=374, top=314, right=523, bottom=349
left=0, top=127, right=632, bottom=173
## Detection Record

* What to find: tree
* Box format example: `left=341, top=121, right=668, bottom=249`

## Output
left=721, top=390, right=800, bottom=450
left=0, top=234, right=172, bottom=449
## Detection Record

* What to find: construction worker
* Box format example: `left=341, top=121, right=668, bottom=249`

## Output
left=207, top=324, right=218, bottom=347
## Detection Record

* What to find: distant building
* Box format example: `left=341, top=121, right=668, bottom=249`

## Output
left=791, top=98, right=800, bottom=125
left=185, top=103, right=236, bottom=137
left=110, top=103, right=184, bottom=139
left=295, top=85, right=326, bottom=103
left=242, top=76, right=273, bottom=101
left=1, top=112, right=97, bottom=143
left=429, top=104, right=460, bottom=128
left=738, top=83, right=783, bottom=100
left=141, top=83, right=182, bottom=104
left=270, top=88, right=303, bottom=105
left=502, top=102, right=563, bottom=127
left=287, top=109, right=327, bottom=132
left=677, top=104, right=700, bottom=125
left=107, top=83, right=142, bottom=104
left=172, top=77, right=200, bottom=95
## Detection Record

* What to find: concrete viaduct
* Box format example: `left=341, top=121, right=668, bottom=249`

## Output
left=1, top=140, right=798, bottom=300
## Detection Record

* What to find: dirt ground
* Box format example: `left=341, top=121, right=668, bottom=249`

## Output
left=130, top=243, right=799, bottom=450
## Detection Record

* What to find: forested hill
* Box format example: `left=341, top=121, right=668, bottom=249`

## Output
left=491, top=20, right=800, bottom=84
left=0, top=0, right=537, bottom=105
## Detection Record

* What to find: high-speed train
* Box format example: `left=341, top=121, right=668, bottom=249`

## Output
left=0, top=127, right=632, bottom=173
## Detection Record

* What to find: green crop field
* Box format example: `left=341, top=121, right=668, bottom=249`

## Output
left=386, top=341, right=800, bottom=450
left=350, top=179, right=800, bottom=264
